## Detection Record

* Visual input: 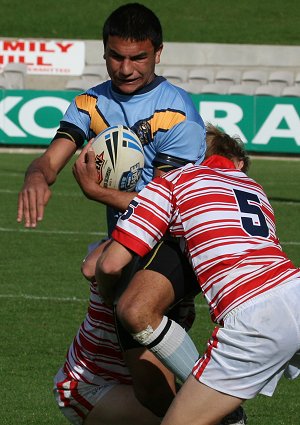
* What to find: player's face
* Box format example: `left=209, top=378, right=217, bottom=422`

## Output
left=104, top=36, right=162, bottom=94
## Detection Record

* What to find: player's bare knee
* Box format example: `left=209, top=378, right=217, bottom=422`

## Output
left=116, top=297, right=147, bottom=333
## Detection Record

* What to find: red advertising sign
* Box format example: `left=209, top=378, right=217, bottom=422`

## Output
left=0, top=39, right=85, bottom=75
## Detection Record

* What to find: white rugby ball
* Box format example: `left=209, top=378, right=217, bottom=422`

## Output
left=91, top=125, right=144, bottom=191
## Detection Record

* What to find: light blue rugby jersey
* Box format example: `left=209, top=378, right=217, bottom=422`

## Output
left=60, top=76, right=206, bottom=233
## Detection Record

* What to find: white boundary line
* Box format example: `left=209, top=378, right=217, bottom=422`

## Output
left=0, top=292, right=208, bottom=308
left=1, top=227, right=299, bottom=245
left=0, top=188, right=83, bottom=197
left=0, top=227, right=106, bottom=236
left=0, top=293, right=88, bottom=302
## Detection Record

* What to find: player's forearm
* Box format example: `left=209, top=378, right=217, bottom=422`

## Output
left=96, top=240, right=133, bottom=305
left=96, top=248, right=122, bottom=305
left=97, top=271, right=120, bottom=306
left=84, top=184, right=137, bottom=212
left=25, top=156, right=57, bottom=186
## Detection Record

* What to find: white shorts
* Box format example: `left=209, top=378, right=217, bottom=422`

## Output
left=192, top=278, right=300, bottom=399
left=53, top=368, right=118, bottom=425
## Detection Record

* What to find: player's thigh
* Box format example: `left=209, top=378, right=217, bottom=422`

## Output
left=162, top=375, right=243, bottom=425
left=117, top=268, right=175, bottom=329
left=84, top=383, right=160, bottom=425
left=117, top=239, right=194, bottom=328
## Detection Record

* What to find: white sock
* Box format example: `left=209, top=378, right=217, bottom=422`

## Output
left=132, top=316, right=199, bottom=382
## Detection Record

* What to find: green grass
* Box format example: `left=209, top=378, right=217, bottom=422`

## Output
left=1, top=152, right=300, bottom=424
left=0, top=0, right=299, bottom=45
left=248, top=158, right=300, bottom=263
left=1, top=2, right=300, bottom=423
left=1, top=153, right=99, bottom=425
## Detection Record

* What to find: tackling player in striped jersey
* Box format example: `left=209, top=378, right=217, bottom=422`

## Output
left=96, top=124, right=300, bottom=425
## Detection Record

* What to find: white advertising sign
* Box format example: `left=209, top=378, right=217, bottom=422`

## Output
left=0, top=39, right=85, bottom=75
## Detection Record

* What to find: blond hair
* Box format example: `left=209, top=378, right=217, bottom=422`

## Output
left=205, top=123, right=250, bottom=173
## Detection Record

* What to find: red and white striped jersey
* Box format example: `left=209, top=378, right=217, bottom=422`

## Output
left=112, top=156, right=300, bottom=323
left=61, top=283, right=196, bottom=385
left=63, top=281, right=132, bottom=385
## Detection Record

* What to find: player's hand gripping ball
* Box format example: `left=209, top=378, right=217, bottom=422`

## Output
left=91, top=125, right=144, bottom=191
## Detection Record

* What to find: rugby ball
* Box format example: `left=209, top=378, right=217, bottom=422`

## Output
left=91, top=125, right=144, bottom=191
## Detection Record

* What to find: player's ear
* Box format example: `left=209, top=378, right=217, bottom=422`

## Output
left=155, top=44, right=163, bottom=64
left=236, top=160, right=244, bottom=170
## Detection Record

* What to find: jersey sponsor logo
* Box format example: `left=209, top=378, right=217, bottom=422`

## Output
left=131, top=120, right=152, bottom=145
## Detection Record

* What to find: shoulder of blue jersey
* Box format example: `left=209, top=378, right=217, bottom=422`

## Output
left=91, top=125, right=144, bottom=192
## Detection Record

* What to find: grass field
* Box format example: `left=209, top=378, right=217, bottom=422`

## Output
left=1, top=151, right=300, bottom=424
left=1, top=1, right=300, bottom=423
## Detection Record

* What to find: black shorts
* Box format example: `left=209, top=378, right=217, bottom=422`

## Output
left=138, top=238, right=199, bottom=300
left=115, top=238, right=200, bottom=351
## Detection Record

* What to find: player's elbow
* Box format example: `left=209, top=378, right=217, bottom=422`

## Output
left=81, top=259, right=95, bottom=282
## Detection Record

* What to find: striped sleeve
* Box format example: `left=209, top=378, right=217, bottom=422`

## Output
left=112, top=175, right=178, bottom=256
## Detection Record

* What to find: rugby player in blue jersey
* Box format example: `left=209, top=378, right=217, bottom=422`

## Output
left=17, top=3, right=245, bottom=424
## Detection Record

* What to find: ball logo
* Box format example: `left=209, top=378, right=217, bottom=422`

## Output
left=95, top=151, right=105, bottom=184
left=119, top=162, right=143, bottom=191
left=91, top=125, right=145, bottom=191
left=104, top=131, right=119, bottom=170
left=95, top=151, right=113, bottom=188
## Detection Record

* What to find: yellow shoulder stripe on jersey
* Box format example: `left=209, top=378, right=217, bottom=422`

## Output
left=148, top=110, right=186, bottom=137
left=75, top=94, right=108, bottom=136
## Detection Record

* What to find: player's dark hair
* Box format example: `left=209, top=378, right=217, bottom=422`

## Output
left=103, top=3, right=163, bottom=51
left=205, top=123, right=250, bottom=173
